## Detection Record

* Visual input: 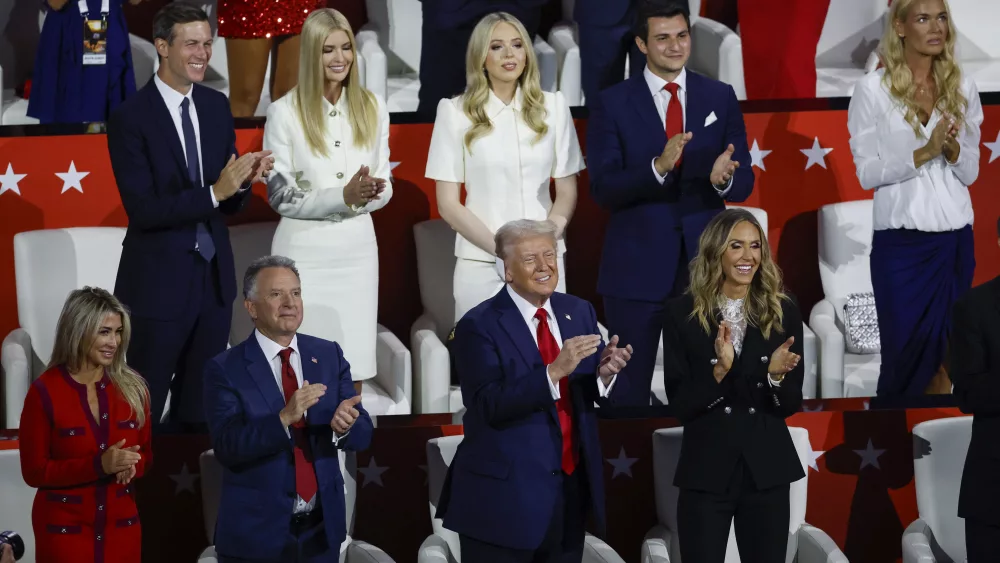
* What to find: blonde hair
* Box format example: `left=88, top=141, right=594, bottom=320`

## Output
left=462, top=12, right=548, bottom=152
left=48, top=287, right=149, bottom=428
left=293, top=8, right=378, bottom=156
left=878, top=0, right=967, bottom=137
left=687, top=209, right=787, bottom=339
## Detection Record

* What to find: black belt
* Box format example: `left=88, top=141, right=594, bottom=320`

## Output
left=290, top=506, right=323, bottom=536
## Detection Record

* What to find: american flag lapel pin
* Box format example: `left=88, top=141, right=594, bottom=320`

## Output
left=565, top=314, right=571, bottom=320
left=311, top=357, right=318, bottom=364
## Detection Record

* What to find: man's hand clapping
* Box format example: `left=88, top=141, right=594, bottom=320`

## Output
left=548, top=335, right=602, bottom=384
left=710, top=144, right=740, bottom=187
left=331, top=395, right=363, bottom=435
left=654, top=132, right=693, bottom=176
left=598, top=335, right=632, bottom=386
left=247, top=151, right=275, bottom=184
left=279, top=380, right=327, bottom=427
left=101, top=439, right=141, bottom=475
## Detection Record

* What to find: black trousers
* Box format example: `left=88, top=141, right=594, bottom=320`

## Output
left=966, top=518, right=1000, bottom=563
left=677, top=458, right=790, bottom=563
left=218, top=503, right=331, bottom=563
left=460, top=467, right=587, bottom=563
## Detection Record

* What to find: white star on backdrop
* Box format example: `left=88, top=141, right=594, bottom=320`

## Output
left=853, top=439, right=886, bottom=470
left=358, top=457, right=388, bottom=487
left=606, top=447, right=638, bottom=479
left=983, top=130, right=1000, bottom=164
left=56, top=161, right=89, bottom=194
left=804, top=441, right=825, bottom=471
left=389, top=161, right=401, bottom=179
left=801, top=137, right=834, bottom=170
left=749, top=139, right=772, bottom=170
left=169, top=463, right=199, bottom=495
left=0, top=163, right=27, bottom=196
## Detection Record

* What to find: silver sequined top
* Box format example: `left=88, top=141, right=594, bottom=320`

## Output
left=720, top=296, right=748, bottom=356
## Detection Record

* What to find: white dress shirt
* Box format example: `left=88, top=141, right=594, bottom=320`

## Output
left=425, top=89, right=585, bottom=262
left=644, top=66, right=732, bottom=194
left=254, top=329, right=347, bottom=514
left=847, top=69, right=983, bottom=232
left=153, top=74, right=219, bottom=208
left=504, top=286, right=616, bottom=399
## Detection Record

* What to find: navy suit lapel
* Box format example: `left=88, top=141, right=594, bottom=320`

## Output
left=243, top=335, right=286, bottom=413
left=684, top=71, right=710, bottom=145
left=147, top=82, right=190, bottom=179
left=627, top=72, right=667, bottom=152
left=495, top=289, right=544, bottom=369
left=551, top=294, right=580, bottom=342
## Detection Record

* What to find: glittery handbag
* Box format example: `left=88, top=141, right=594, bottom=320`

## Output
left=843, top=292, right=881, bottom=354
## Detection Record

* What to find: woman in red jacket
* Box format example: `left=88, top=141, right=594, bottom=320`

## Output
left=19, top=286, right=151, bottom=563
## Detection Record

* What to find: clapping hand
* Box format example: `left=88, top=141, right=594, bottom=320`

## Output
left=767, top=337, right=800, bottom=376
left=247, top=151, right=275, bottom=184
left=548, top=335, right=602, bottom=383
left=713, top=322, right=735, bottom=383
left=928, top=114, right=960, bottom=161
left=101, top=439, right=141, bottom=475
left=654, top=132, right=693, bottom=176
left=279, top=380, right=327, bottom=427
left=710, top=144, right=740, bottom=187
left=343, top=165, right=387, bottom=207
left=331, top=395, right=363, bottom=435
left=116, top=464, right=137, bottom=486
left=598, top=335, right=632, bottom=385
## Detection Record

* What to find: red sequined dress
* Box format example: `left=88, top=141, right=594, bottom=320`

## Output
left=218, top=0, right=327, bottom=39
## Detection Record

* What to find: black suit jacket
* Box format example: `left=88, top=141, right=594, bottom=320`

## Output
left=950, top=275, right=1000, bottom=524
left=107, top=80, right=250, bottom=320
left=662, top=293, right=805, bottom=494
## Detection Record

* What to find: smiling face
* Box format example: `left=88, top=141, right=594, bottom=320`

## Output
left=156, top=20, right=213, bottom=89
left=895, top=0, right=950, bottom=58
left=720, top=221, right=762, bottom=297
left=246, top=267, right=303, bottom=342
left=637, top=15, right=691, bottom=78
left=484, top=21, right=527, bottom=89
left=86, top=313, right=123, bottom=370
left=505, top=235, right=558, bottom=305
left=322, top=29, right=354, bottom=85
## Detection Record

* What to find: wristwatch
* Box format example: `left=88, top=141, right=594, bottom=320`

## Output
left=768, top=372, right=786, bottom=384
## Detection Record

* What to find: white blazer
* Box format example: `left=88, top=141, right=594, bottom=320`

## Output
left=425, top=88, right=584, bottom=262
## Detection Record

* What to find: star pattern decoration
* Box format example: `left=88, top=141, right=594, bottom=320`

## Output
left=801, top=137, right=834, bottom=170
left=802, top=403, right=824, bottom=412
left=169, top=463, right=199, bottom=495
left=749, top=139, right=772, bottom=170
left=605, top=446, right=638, bottom=479
left=56, top=161, right=89, bottom=194
left=389, top=161, right=401, bottom=180
left=983, top=130, right=1000, bottom=164
left=853, top=439, right=886, bottom=470
left=0, top=163, right=27, bottom=196
left=358, top=457, right=388, bottom=488
left=805, top=440, right=826, bottom=471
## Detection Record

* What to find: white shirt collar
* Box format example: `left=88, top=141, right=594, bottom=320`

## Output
left=154, top=73, right=194, bottom=111
left=644, top=65, right=686, bottom=97
left=254, top=329, right=299, bottom=363
left=486, top=85, right=524, bottom=119
left=506, top=285, right=556, bottom=325
left=321, top=88, right=349, bottom=115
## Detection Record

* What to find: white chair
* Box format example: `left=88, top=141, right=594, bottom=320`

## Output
left=903, top=416, right=973, bottom=563
left=1, top=227, right=126, bottom=429
left=0, top=449, right=38, bottom=562
left=361, top=0, right=422, bottom=113
left=419, top=435, right=627, bottom=563
left=547, top=22, right=583, bottom=106
left=808, top=200, right=881, bottom=398
left=688, top=13, right=747, bottom=100
left=227, top=222, right=412, bottom=416
left=197, top=449, right=395, bottom=562
left=949, top=0, right=1000, bottom=93
left=814, top=0, right=888, bottom=98
left=642, top=426, right=847, bottom=563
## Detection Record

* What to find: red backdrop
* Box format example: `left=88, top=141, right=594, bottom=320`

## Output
left=1, top=104, right=998, bottom=343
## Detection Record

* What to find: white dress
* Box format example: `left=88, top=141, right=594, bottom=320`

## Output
left=425, top=88, right=584, bottom=322
left=263, top=91, right=392, bottom=380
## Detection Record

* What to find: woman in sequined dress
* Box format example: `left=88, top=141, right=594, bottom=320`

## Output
left=217, top=0, right=326, bottom=116
left=661, top=208, right=805, bottom=563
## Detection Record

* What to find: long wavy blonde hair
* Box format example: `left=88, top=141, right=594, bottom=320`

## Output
left=462, top=12, right=548, bottom=152
left=49, top=287, right=150, bottom=428
left=688, top=209, right=788, bottom=339
left=879, top=0, right=967, bottom=137
left=293, top=8, right=378, bottom=156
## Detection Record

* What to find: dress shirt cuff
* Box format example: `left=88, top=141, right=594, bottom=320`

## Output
left=546, top=367, right=561, bottom=400
left=651, top=158, right=668, bottom=185
left=209, top=186, right=220, bottom=208
left=767, top=374, right=783, bottom=387
left=597, top=374, right=617, bottom=398
left=714, top=176, right=734, bottom=197
left=332, top=429, right=351, bottom=446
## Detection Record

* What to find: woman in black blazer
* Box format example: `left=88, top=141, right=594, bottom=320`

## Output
left=663, top=208, right=806, bottom=563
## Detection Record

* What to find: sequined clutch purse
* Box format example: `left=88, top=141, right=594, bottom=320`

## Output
left=843, top=292, right=881, bottom=354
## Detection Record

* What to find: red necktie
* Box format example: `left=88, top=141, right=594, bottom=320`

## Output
left=278, top=348, right=318, bottom=503
left=664, top=82, right=684, bottom=167
left=534, top=309, right=577, bottom=475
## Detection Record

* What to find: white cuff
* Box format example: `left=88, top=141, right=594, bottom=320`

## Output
left=651, top=158, right=667, bottom=185
left=597, top=373, right=617, bottom=398
left=767, top=374, right=783, bottom=387
left=714, top=175, right=734, bottom=197
left=210, top=185, right=220, bottom=208
left=547, top=367, right=561, bottom=400
left=332, top=429, right=350, bottom=446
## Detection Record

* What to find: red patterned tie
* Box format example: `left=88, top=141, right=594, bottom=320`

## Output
left=278, top=348, right=318, bottom=503
left=664, top=82, right=684, bottom=167
left=534, top=309, right=577, bottom=475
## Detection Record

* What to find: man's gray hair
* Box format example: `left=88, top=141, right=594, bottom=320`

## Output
left=243, top=255, right=301, bottom=300
left=494, top=219, right=559, bottom=260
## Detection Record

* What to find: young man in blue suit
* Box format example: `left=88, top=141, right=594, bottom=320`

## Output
left=204, top=256, right=373, bottom=563
left=441, top=219, right=632, bottom=562
left=106, top=3, right=273, bottom=428
left=587, top=0, right=754, bottom=406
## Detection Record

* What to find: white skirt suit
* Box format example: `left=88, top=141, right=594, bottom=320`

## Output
left=263, top=91, right=393, bottom=380
left=425, top=88, right=585, bottom=322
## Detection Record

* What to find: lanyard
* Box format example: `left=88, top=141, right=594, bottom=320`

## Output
left=78, top=0, right=110, bottom=19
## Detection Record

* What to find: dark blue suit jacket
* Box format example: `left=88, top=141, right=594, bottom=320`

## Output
left=106, top=80, right=250, bottom=320
left=203, top=332, right=373, bottom=560
left=587, top=70, right=754, bottom=302
left=439, top=289, right=618, bottom=550
left=419, top=0, right=547, bottom=29
left=573, top=0, right=635, bottom=26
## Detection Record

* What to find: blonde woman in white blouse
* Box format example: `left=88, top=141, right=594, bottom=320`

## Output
left=426, top=11, right=584, bottom=323
left=263, top=8, right=392, bottom=381
left=847, top=0, right=982, bottom=397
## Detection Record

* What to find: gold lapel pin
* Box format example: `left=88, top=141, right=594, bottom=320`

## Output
left=311, top=357, right=318, bottom=364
